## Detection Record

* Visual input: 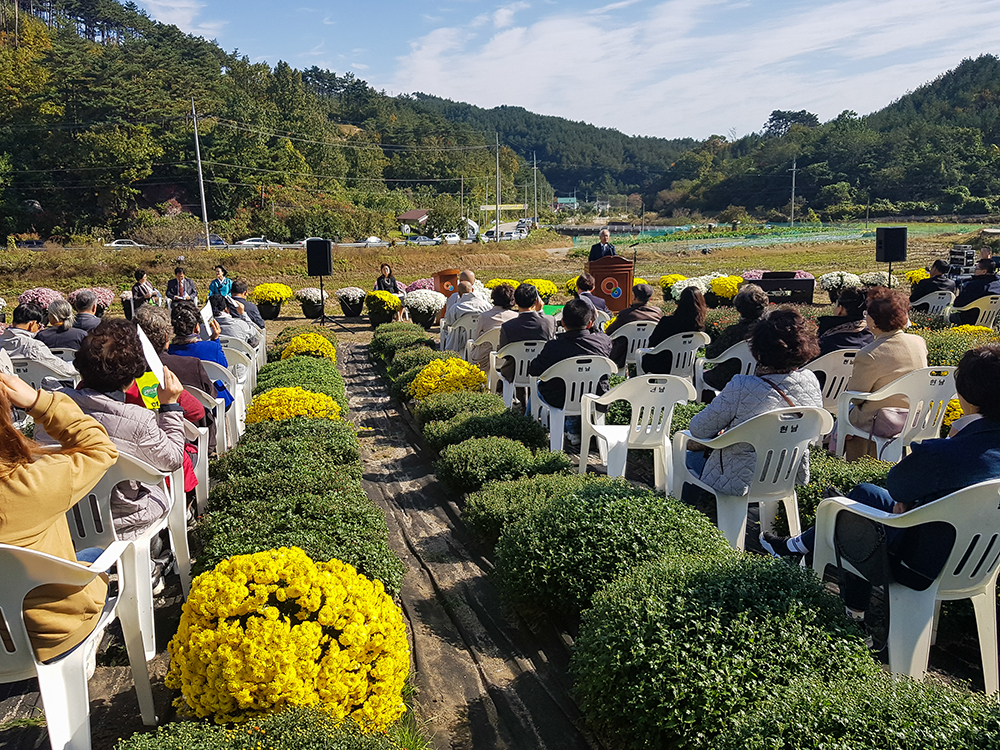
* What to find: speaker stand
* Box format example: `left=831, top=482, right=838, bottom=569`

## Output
left=319, top=275, right=326, bottom=326
left=887, top=261, right=892, bottom=288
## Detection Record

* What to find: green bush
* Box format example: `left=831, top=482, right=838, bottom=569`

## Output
left=571, top=555, right=876, bottom=750
left=115, top=708, right=401, bottom=750
left=371, top=321, right=425, bottom=336
left=196, top=490, right=404, bottom=594
left=370, top=326, right=434, bottom=363
left=494, top=480, right=730, bottom=616
left=914, top=327, right=999, bottom=366
left=909, top=311, right=950, bottom=331
left=387, top=347, right=453, bottom=381
left=464, top=473, right=598, bottom=545
left=423, top=410, right=549, bottom=452
left=210, top=422, right=361, bottom=482
left=254, top=357, right=348, bottom=413
left=389, top=357, right=454, bottom=401
left=434, top=437, right=572, bottom=494
left=208, top=466, right=361, bottom=511
left=715, top=673, right=1000, bottom=750
left=411, top=390, right=507, bottom=428
left=605, top=380, right=706, bottom=430
left=268, top=324, right=339, bottom=362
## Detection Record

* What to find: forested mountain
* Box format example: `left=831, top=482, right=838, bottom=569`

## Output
left=641, top=55, right=1000, bottom=222
left=407, top=94, right=697, bottom=197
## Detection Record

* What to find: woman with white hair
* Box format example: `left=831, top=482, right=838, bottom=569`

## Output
left=35, top=299, right=87, bottom=350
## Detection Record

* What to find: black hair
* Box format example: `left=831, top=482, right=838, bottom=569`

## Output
left=750, top=308, right=819, bottom=372
left=209, top=294, right=228, bottom=317
left=74, top=319, right=146, bottom=392
left=174, top=266, right=185, bottom=275
left=956, top=344, right=1000, bottom=421
left=514, top=283, right=538, bottom=309
left=171, top=299, right=200, bottom=337
left=214, top=264, right=228, bottom=276
left=231, top=279, right=248, bottom=296
left=577, top=273, right=596, bottom=292
left=134, top=268, right=147, bottom=282
left=931, top=259, right=950, bottom=274
left=12, top=303, right=44, bottom=326
left=491, top=283, right=516, bottom=309
left=562, top=298, right=595, bottom=330
left=673, top=286, right=707, bottom=329
left=836, top=286, right=867, bottom=319
left=977, top=259, right=996, bottom=274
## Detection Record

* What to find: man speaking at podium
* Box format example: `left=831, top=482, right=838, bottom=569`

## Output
left=589, top=229, right=616, bottom=262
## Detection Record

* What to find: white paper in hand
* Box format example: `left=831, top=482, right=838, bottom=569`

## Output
left=136, top=325, right=165, bottom=386
left=200, top=302, right=213, bottom=327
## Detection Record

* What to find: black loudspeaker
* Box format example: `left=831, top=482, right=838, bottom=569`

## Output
left=875, top=227, right=907, bottom=263
left=306, top=238, right=333, bottom=276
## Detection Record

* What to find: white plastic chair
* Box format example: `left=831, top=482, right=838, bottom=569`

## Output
left=834, top=367, right=956, bottom=463
left=67, top=453, right=191, bottom=661
left=594, top=309, right=611, bottom=329
left=910, top=290, right=956, bottom=317
left=693, top=340, right=756, bottom=403
left=490, top=340, right=546, bottom=408
left=813, top=479, right=1000, bottom=694
left=184, top=419, right=210, bottom=516
left=47, top=347, right=77, bottom=363
left=220, top=346, right=255, bottom=406
left=0, top=542, right=157, bottom=750
left=803, top=349, right=858, bottom=412
left=218, top=336, right=259, bottom=390
left=635, top=331, right=711, bottom=379
left=466, top=327, right=501, bottom=368
left=444, top=312, right=480, bottom=356
left=579, top=374, right=696, bottom=492
left=203, top=360, right=245, bottom=441
left=529, top=355, right=618, bottom=451
left=671, top=407, right=834, bottom=550
left=608, top=321, right=656, bottom=376
left=951, top=295, right=1000, bottom=328
left=9, top=357, right=79, bottom=389
left=188, top=385, right=230, bottom=455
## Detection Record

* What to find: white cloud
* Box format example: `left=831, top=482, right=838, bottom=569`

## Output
left=386, top=0, right=1000, bottom=138
left=137, top=0, right=226, bottom=36
left=352, top=62, right=370, bottom=70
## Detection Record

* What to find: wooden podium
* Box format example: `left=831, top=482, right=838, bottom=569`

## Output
left=433, top=268, right=460, bottom=297
left=586, top=256, right=634, bottom=312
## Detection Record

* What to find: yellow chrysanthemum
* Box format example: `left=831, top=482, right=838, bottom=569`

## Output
left=484, top=278, right=520, bottom=290
left=364, top=291, right=402, bottom=315
left=249, top=283, right=294, bottom=305
left=951, top=325, right=996, bottom=337
left=710, top=275, right=744, bottom=300
left=942, top=398, right=964, bottom=428
left=245, top=387, right=341, bottom=424
left=904, top=268, right=931, bottom=285
left=565, top=276, right=580, bottom=294
left=281, top=333, right=337, bottom=362
left=633, top=277, right=649, bottom=286
left=165, top=547, right=409, bottom=729
left=522, top=278, right=558, bottom=299
left=408, top=357, right=486, bottom=401
left=660, top=274, right=687, bottom=291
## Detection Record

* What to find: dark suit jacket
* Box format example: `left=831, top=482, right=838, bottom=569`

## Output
left=579, top=291, right=609, bottom=313
left=643, top=315, right=704, bottom=374
left=35, top=326, right=87, bottom=350
left=605, top=303, right=663, bottom=368
left=73, top=312, right=101, bottom=332
left=816, top=316, right=874, bottom=356
left=589, top=242, right=616, bottom=262
left=909, top=275, right=956, bottom=308
left=166, top=277, right=198, bottom=302
left=527, top=328, right=613, bottom=408
left=953, top=274, right=1000, bottom=323
left=498, top=311, right=556, bottom=381
left=233, top=297, right=265, bottom=329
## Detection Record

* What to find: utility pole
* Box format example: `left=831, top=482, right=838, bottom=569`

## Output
left=460, top=176, right=464, bottom=225
left=192, top=97, right=211, bottom=252
left=789, top=157, right=797, bottom=227
left=533, top=152, right=538, bottom=226
left=495, top=133, right=501, bottom=242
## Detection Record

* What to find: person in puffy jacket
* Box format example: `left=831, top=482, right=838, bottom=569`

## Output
left=36, top=319, right=186, bottom=540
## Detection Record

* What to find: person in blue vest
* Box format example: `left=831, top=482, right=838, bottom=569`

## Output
left=589, top=229, right=616, bottom=262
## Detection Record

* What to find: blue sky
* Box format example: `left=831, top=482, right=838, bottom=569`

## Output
left=136, top=0, right=1000, bottom=140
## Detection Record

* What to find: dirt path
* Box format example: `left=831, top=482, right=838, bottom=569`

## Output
left=342, top=342, right=602, bottom=750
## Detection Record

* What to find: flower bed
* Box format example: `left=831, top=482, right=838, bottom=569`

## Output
left=280, top=332, right=337, bottom=362
left=409, top=358, right=485, bottom=401
left=294, top=287, right=328, bottom=304
left=254, top=357, right=348, bottom=414
left=485, top=278, right=520, bottom=290
left=365, top=291, right=402, bottom=316
left=403, top=289, right=446, bottom=316
left=245, top=386, right=342, bottom=424
left=404, top=278, right=434, bottom=293
left=268, top=325, right=340, bottom=362
left=522, top=278, right=558, bottom=301
left=249, top=283, right=294, bottom=305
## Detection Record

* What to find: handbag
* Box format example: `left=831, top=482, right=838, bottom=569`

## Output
left=867, top=406, right=908, bottom=459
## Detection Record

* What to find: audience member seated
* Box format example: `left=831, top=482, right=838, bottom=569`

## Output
left=71, top=289, right=102, bottom=332
left=605, top=283, right=664, bottom=369
left=166, top=266, right=198, bottom=305
left=0, top=370, right=118, bottom=660
left=167, top=301, right=227, bottom=367
left=444, top=280, right=492, bottom=350
left=575, top=273, right=609, bottom=313
left=230, top=279, right=265, bottom=329
left=841, top=286, right=928, bottom=461
left=130, top=268, right=161, bottom=315
left=444, top=270, right=477, bottom=317
left=209, top=265, right=232, bottom=298
left=909, top=259, right=956, bottom=310
left=470, top=283, right=517, bottom=370
left=527, top=298, right=613, bottom=445
left=210, top=294, right=260, bottom=348
left=36, top=319, right=187, bottom=541
left=951, top=259, right=1000, bottom=324
left=35, top=299, right=87, bottom=351
left=0, top=303, right=78, bottom=380
left=374, top=263, right=406, bottom=297
left=642, top=286, right=707, bottom=374
left=701, top=283, right=769, bottom=396
left=683, top=308, right=823, bottom=501
left=498, top=283, right=557, bottom=383
left=762, top=344, right=1000, bottom=621
left=816, top=286, right=874, bottom=356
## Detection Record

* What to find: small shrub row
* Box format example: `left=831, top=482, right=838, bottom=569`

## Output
left=434, top=436, right=572, bottom=494
left=423, top=409, right=549, bottom=452
left=411, top=390, right=507, bottom=428
left=268, top=324, right=339, bottom=362
left=370, top=325, right=434, bottom=363
left=254, top=356, right=348, bottom=414
left=388, top=351, right=455, bottom=401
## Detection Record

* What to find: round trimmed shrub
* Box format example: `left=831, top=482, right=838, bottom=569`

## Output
left=209, top=466, right=361, bottom=509
left=571, top=555, right=876, bottom=750
left=423, top=410, right=549, bottom=452
left=255, top=356, right=347, bottom=413
left=783, top=447, right=891, bottom=532
left=388, top=346, right=453, bottom=381
left=369, top=326, right=434, bottom=363
left=280, top=332, right=337, bottom=361
left=494, top=480, right=730, bottom=616
left=464, top=473, right=599, bottom=545
left=715, top=673, right=1000, bottom=750
left=435, top=437, right=572, bottom=494
left=412, top=390, right=506, bottom=428
left=268, top=324, right=338, bottom=362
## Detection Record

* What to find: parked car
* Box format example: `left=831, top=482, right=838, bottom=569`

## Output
left=15, top=239, right=46, bottom=250
left=501, top=232, right=514, bottom=241
left=364, top=236, right=386, bottom=247
left=441, top=233, right=461, bottom=244
left=484, top=230, right=498, bottom=242
left=197, top=234, right=228, bottom=247
left=104, top=238, right=147, bottom=248
left=235, top=236, right=282, bottom=247
left=412, top=235, right=440, bottom=246
left=511, top=229, right=528, bottom=240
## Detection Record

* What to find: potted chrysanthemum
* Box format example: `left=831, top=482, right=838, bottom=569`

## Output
left=294, top=287, right=328, bottom=319
left=365, top=290, right=402, bottom=327
left=818, top=271, right=862, bottom=303
left=404, top=289, right=447, bottom=329
left=335, top=287, right=367, bottom=317
left=248, top=283, right=294, bottom=319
